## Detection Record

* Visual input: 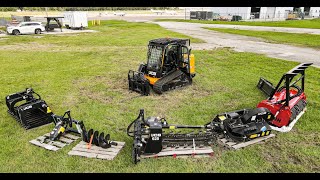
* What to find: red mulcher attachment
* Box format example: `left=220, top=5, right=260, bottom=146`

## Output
left=256, top=63, right=313, bottom=132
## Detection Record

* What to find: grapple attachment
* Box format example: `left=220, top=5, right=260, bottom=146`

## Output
left=128, top=70, right=150, bottom=96
left=5, top=88, right=54, bottom=129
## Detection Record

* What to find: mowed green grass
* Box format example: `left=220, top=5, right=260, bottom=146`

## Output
left=0, top=20, right=319, bottom=173
left=156, top=18, right=320, bottom=29
left=203, top=27, right=320, bottom=49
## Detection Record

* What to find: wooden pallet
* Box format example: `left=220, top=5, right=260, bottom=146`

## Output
left=68, top=141, right=125, bottom=160
left=217, top=134, right=276, bottom=150
left=141, top=145, right=214, bottom=159
left=29, top=133, right=80, bottom=151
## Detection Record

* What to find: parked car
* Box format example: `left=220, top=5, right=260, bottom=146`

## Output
left=6, top=22, right=45, bottom=35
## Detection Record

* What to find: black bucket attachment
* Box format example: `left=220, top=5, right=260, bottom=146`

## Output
left=5, top=88, right=54, bottom=130
left=128, top=70, right=150, bottom=96
left=257, top=77, right=275, bottom=97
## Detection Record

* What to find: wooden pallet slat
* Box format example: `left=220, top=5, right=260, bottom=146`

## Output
left=141, top=146, right=214, bottom=159
left=218, top=134, right=276, bottom=150
left=71, top=147, right=119, bottom=155
left=29, top=139, right=60, bottom=151
left=29, top=132, right=80, bottom=151
left=68, top=141, right=125, bottom=160
left=231, top=134, right=275, bottom=149
left=63, top=133, right=81, bottom=140
left=58, top=136, right=74, bottom=144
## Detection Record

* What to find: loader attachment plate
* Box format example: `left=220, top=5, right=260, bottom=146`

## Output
left=257, top=77, right=275, bottom=97
left=128, top=70, right=150, bottom=96
left=5, top=88, right=54, bottom=130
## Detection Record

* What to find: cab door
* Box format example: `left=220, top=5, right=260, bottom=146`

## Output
left=181, top=46, right=195, bottom=75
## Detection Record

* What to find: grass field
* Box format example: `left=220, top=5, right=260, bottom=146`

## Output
left=203, top=27, right=320, bottom=49
left=156, top=18, right=320, bottom=29
left=0, top=20, right=319, bottom=173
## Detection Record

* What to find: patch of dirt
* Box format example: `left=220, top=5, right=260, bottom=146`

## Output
left=73, top=77, right=114, bottom=104
left=0, top=42, right=58, bottom=51
left=261, top=131, right=320, bottom=172
left=33, top=36, right=43, bottom=38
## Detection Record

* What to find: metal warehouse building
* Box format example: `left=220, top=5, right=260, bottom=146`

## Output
left=182, top=7, right=320, bottom=20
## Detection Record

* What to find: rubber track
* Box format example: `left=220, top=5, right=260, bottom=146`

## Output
left=153, top=70, right=188, bottom=94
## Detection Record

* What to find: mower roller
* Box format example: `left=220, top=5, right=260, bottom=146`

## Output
left=5, top=88, right=54, bottom=129
left=257, top=63, right=313, bottom=132
left=128, top=38, right=196, bottom=96
left=127, top=108, right=273, bottom=164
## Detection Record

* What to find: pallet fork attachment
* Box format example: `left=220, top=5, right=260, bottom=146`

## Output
left=128, top=70, right=151, bottom=96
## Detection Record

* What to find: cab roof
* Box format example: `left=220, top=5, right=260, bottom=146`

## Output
left=149, top=38, right=190, bottom=46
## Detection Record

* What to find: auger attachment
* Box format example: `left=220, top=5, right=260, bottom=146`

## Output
left=82, top=128, right=118, bottom=149
left=49, top=110, right=117, bottom=149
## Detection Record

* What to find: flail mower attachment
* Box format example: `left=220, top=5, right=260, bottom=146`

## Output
left=5, top=88, right=54, bottom=129
left=206, top=107, right=273, bottom=142
left=49, top=110, right=117, bottom=149
left=257, top=63, right=313, bottom=132
left=127, top=108, right=273, bottom=164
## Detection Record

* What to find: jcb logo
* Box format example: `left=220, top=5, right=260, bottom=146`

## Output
left=23, top=105, right=32, bottom=110
left=151, top=133, right=161, bottom=141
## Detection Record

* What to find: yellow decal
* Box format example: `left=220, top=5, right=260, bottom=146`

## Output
left=261, top=132, right=265, bottom=136
left=58, top=127, right=65, bottom=134
left=249, top=134, right=258, bottom=139
left=266, top=131, right=270, bottom=135
left=169, top=126, right=175, bottom=129
left=267, top=115, right=271, bottom=119
left=219, top=116, right=226, bottom=121
left=47, top=107, right=52, bottom=113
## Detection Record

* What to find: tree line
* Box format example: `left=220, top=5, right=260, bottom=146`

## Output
left=0, top=7, right=177, bottom=11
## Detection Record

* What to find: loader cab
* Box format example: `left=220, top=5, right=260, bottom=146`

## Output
left=145, top=38, right=191, bottom=78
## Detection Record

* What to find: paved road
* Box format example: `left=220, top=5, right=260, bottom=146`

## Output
left=154, top=22, right=320, bottom=68
left=188, top=23, right=320, bottom=35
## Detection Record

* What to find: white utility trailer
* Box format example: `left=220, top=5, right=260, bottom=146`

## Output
left=63, top=11, right=88, bottom=30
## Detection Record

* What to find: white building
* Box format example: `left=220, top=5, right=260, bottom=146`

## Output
left=182, top=7, right=320, bottom=20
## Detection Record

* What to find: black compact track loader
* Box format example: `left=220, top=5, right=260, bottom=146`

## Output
left=5, top=88, right=54, bottom=129
left=128, top=38, right=196, bottom=95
